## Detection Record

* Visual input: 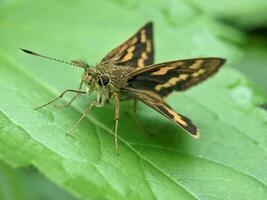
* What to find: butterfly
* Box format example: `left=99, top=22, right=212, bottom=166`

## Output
left=21, top=22, right=226, bottom=155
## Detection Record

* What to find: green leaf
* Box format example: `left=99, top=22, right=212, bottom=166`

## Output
left=1, top=0, right=267, bottom=200
left=0, top=160, right=77, bottom=200
left=234, top=36, right=267, bottom=93
left=189, top=0, right=267, bottom=29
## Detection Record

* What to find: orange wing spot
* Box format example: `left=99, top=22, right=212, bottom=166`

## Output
left=189, top=60, right=204, bottom=69
left=155, top=74, right=189, bottom=91
left=168, top=62, right=184, bottom=68
left=146, top=40, right=152, bottom=52
left=119, top=44, right=129, bottom=53
left=127, top=46, right=135, bottom=52
left=192, top=69, right=205, bottom=77
left=130, top=37, right=138, bottom=45
left=166, top=108, right=188, bottom=126
left=141, top=52, right=148, bottom=60
left=137, top=58, right=145, bottom=68
left=141, top=29, right=147, bottom=43
left=151, top=65, right=177, bottom=75
left=121, top=53, right=133, bottom=62
left=137, top=52, right=148, bottom=68
left=120, top=45, right=135, bottom=62
left=155, top=83, right=171, bottom=91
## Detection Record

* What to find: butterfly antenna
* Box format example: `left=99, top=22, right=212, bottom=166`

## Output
left=20, top=48, right=87, bottom=69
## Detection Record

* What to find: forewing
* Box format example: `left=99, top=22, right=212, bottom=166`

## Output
left=127, top=58, right=225, bottom=97
left=124, top=88, right=199, bottom=137
left=101, top=22, right=154, bottom=68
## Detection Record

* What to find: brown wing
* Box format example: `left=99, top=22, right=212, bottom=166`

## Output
left=101, top=22, right=154, bottom=68
left=124, top=88, right=199, bottom=138
left=127, top=58, right=226, bottom=97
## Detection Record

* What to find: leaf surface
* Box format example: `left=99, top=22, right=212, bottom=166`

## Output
left=0, top=0, right=267, bottom=199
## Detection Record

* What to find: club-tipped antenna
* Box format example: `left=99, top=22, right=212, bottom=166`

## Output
left=20, top=48, right=87, bottom=69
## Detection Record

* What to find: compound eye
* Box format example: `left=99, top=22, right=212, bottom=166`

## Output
left=98, top=74, right=110, bottom=86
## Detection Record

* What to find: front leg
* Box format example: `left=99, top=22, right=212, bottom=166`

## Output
left=55, top=80, right=84, bottom=108
left=71, top=99, right=104, bottom=131
left=113, top=93, right=120, bottom=156
left=35, top=88, right=86, bottom=110
left=132, top=99, right=153, bottom=137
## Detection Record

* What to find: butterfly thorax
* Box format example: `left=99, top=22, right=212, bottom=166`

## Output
left=82, top=62, right=134, bottom=97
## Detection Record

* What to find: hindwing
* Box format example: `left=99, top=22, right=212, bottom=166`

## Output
left=124, top=88, right=199, bottom=137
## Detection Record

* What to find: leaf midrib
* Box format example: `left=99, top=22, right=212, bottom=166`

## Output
left=130, top=143, right=267, bottom=189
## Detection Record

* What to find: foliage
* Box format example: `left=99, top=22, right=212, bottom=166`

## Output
left=0, top=0, right=267, bottom=199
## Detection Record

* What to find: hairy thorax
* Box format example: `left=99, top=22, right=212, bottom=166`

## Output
left=95, top=63, right=134, bottom=90
left=81, top=62, right=134, bottom=102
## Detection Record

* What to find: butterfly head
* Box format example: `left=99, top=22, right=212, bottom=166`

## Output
left=82, top=68, right=110, bottom=93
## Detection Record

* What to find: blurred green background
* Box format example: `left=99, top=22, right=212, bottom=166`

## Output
left=0, top=0, right=267, bottom=200
left=0, top=160, right=76, bottom=200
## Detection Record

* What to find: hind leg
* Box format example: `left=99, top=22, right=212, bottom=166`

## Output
left=113, top=93, right=120, bottom=156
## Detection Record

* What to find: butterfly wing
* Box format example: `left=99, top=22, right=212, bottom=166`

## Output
left=124, top=88, right=199, bottom=137
left=127, top=58, right=225, bottom=97
left=101, top=22, right=154, bottom=68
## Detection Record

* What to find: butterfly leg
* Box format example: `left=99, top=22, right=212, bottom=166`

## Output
left=35, top=88, right=86, bottom=110
left=55, top=80, right=84, bottom=108
left=68, top=99, right=104, bottom=135
left=132, top=99, right=142, bottom=127
left=113, top=93, right=120, bottom=156
left=132, top=99, right=154, bottom=137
